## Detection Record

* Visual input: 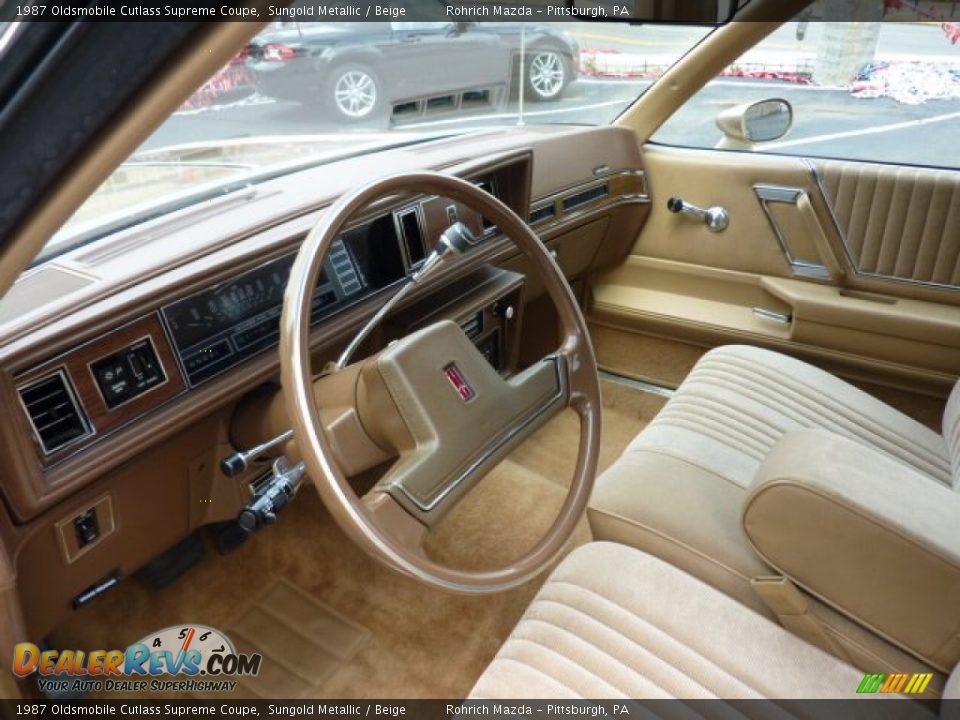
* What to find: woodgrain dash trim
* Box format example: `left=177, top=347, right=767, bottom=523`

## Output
left=15, top=313, right=187, bottom=468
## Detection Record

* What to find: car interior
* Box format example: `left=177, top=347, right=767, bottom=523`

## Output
left=0, top=0, right=958, bottom=706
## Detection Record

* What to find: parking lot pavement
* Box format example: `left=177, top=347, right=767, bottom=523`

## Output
left=139, top=20, right=959, bottom=169
left=144, top=70, right=960, bottom=170
left=562, top=21, right=960, bottom=61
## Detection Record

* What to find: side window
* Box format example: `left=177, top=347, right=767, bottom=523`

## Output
left=653, top=13, right=960, bottom=169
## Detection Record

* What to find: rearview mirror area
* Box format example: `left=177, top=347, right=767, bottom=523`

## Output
left=715, top=98, right=794, bottom=149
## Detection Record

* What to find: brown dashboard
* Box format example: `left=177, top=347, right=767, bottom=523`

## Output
left=6, top=145, right=645, bottom=509
left=0, top=126, right=650, bottom=641
left=9, top=166, right=519, bottom=473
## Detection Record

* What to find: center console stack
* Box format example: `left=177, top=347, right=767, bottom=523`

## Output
left=385, top=266, right=525, bottom=376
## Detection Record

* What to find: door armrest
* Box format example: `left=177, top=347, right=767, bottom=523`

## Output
left=742, top=429, right=960, bottom=672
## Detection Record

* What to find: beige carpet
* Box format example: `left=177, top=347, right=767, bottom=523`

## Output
left=51, top=379, right=664, bottom=699
left=224, top=579, right=370, bottom=698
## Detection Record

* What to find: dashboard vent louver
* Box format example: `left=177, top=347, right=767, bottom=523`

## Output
left=18, top=371, right=91, bottom=455
left=562, top=183, right=609, bottom=212
left=460, top=312, right=483, bottom=341
left=529, top=203, right=556, bottom=226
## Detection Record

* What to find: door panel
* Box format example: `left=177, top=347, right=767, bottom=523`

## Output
left=814, top=160, right=960, bottom=290
left=588, top=145, right=960, bottom=396
left=628, top=146, right=829, bottom=279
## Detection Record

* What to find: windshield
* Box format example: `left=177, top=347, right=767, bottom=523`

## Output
left=38, top=19, right=712, bottom=263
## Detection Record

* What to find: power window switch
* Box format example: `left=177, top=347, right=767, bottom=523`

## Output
left=74, top=510, right=99, bottom=547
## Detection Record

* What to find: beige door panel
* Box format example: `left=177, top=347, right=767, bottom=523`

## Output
left=591, top=257, right=958, bottom=395
left=761, top=276, right=960, bottom=354
left=593, top=257, right=794, bottom=341
left=634, top=145, right=842, bottom=280
left=813, top=159, right=960, bottom=301
left=589, top=145, right=960, bottom=395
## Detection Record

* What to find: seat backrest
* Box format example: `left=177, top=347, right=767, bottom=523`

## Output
left=945, top=381, right=960, bottom=490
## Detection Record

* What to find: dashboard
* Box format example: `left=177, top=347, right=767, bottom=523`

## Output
left=0, top=125, right=652, bottom=644
left=11, top=168, right=517, bottom=473
left=7, top=153, right=647, bottom=502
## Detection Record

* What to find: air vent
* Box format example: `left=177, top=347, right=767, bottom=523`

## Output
left=395, top=206, right=426, bottom=267
left=460, top=312, right=483, bottom=341
left=529, top=202, right=556, bottom=226
left=18, top=370, right=92, bottom=455
left=562, top=182, right=609, bottom=212
left=474, top=179, right=498, bottom=234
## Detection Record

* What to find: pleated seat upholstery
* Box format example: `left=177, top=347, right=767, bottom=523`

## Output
left=588, top=345, right=956, bottom=618
left=470, top=542, right=864, bottom=699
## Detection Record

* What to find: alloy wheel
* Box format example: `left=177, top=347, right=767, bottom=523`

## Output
left=528, top=52, right=565, bottom=99
left=333, top=70, right=378, bottom=118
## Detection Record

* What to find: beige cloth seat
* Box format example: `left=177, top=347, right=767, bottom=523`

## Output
left=588, top=345, right=959, bottom=671
left=472, top=542, right=960, bottom=705
left=471, top=542, right=955, bottom=701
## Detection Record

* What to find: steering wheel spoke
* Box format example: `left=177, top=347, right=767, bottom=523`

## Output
left=558, top=333, right=603, bottom=410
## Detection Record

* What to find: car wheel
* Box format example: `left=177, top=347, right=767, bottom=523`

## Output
left=524, top=51, right=568, bottom=102
left=327, top=65, right=384, bottom=123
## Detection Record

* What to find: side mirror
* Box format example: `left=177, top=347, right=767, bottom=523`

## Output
left=715, top=99, right=793, bottom=150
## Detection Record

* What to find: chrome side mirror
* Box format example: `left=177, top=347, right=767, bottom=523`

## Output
left=715, top=98, right=793, bottom=150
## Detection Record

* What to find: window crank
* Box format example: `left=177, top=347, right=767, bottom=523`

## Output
left=667, top=196, right=729, bottom=233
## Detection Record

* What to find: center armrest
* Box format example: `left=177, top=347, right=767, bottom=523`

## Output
left=742, top=429, right=960, bottom=672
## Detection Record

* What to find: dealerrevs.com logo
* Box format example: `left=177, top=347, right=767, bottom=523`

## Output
left=12, top=625, right=261, bottom=694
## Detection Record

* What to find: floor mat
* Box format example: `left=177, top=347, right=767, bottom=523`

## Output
left=226, top=580, right=369, bottom=698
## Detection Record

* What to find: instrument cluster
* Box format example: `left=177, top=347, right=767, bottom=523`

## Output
left=162, top=239, right=362, bottom=387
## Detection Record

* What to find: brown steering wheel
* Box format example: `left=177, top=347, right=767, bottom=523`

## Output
left=279, top=171, right=601, bottom=593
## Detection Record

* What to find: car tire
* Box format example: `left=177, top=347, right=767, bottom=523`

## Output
left=326, top=64, right=386, bottom=124
left=523, top=50, right=568, bottom=102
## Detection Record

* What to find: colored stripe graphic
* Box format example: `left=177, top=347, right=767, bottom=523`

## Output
left=857, top=672, right=933, bottom=694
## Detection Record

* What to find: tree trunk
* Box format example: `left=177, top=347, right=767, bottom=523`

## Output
left=812, top=0, right=884, bottom=87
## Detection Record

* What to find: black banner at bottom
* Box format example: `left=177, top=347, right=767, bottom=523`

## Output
left=0, top=700, right=952, bottom=720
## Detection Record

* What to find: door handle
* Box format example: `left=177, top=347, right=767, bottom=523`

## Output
left=667, top=196, right=729, bottom=233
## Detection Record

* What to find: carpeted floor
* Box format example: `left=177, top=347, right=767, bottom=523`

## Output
left=51, top=379, right=664, bottom=699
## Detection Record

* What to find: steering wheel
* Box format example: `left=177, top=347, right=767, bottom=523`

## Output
left=279, top=171, right=601, bottom=593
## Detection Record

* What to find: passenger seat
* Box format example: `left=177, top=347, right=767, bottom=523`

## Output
left=587, top=345, right=959, bottom=681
